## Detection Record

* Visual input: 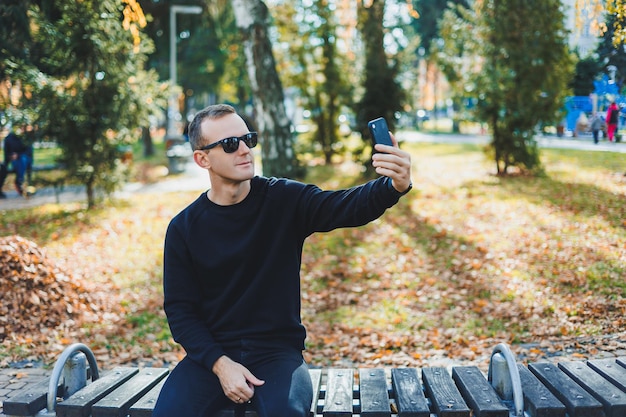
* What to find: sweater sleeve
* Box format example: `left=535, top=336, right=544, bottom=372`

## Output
left=162, top=220, right=226, bottom=370
left=296, top=176, right=402, bottom=236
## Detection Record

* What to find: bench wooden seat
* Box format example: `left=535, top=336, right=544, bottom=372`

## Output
left=4, top=356, right=626, bottom=417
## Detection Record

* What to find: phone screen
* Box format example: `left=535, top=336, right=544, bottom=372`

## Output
left=368, top=117, right=393, bottom=147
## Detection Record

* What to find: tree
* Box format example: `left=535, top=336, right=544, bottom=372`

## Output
left=595, top=13, right=626, bottom=93
left=411, top=0, right=469, bottom=56
left=408, top=0, right=469, bottom=132
left=313, top=5, right=348, bottom=164
left=3, top=0, right=167, bottom=208
left=438, top=0, right=574, bottom=175
left=571, top=1, right=626, bottom=49
left=570, top=56, right=602, bottom=96
left=606, top=0, right=626, bottom=45
left=0, top=1, right=32, bottom=122
left=138, top=1, right=240, bottom=115
left=230, top=0, right=301, bottom=178
left=206, top=1, right=252, bottom=107
left=355, top=0, right=404, bottom=149
left=273, top=0, right=354, bottom=164
left=0, top=1, right=29, bottom=77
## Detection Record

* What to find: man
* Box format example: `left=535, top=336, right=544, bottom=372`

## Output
left=153, top=104, right=412, bottom=417
left=2, top=130, right=32, bottom=196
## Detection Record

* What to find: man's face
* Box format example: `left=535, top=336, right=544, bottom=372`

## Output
left=195, top=113, right=256, bottom=183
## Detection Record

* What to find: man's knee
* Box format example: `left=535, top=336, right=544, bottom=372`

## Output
left=151, top=403, right=168, bottom=417
left=153, top=385, right=212, bottom=417
left=259, top=397, right=311, bottom=417
left=255, top=371, right=313, bottom=417
left=153, top=384, right=181, bottom=417
left=153, top=357, right=227, bottom=417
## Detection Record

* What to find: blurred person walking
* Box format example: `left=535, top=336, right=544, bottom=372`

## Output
left=1, top=130, right=33, bottom=197
left=590, top=112, right=604, bottom=144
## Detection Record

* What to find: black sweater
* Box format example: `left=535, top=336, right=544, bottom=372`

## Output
left=163, top=175, right=402, bottom=370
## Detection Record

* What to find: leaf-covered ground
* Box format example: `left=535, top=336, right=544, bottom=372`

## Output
left=1, top=142, right=625, bottom=371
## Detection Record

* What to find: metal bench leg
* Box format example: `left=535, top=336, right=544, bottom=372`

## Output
left=43, top=343, right=100, bottom=415
left=488, top=343, right=524, bottom=417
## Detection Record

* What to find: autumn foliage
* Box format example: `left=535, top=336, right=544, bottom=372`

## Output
left=0, top=235, right=120, bottom=345
left=0, top=143, right=625, bottom=371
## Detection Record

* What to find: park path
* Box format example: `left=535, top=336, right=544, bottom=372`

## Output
left=1, top=131, right=624, bottom=211
left=397, top=130, right=626, bottom=154
left=0, top=159, right=209, bottom=211
left=0, top=368, right=51, bottom=417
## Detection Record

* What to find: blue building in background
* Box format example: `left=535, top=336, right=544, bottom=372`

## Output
left=563, top=75, right=623, bottom=134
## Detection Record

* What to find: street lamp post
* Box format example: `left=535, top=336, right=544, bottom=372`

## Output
left=167, top=5, right=202, bottom=138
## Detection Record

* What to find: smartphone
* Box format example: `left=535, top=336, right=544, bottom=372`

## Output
left=368, top=117, right=393, bottom=148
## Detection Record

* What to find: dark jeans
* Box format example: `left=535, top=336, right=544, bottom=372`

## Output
left=153, top=342, right=312, bottom=417
left=3, top=153, right=33, bottom=190
left=14, top=153, right=33, bottom=187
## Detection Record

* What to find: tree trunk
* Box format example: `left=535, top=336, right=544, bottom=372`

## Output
left=142, top=126, right=154, bottom=157
left=230, top=0, right=300, bottom=178
left=491, top=114, right=504, bottom=175
left=86, top=181, right=96, bottom=210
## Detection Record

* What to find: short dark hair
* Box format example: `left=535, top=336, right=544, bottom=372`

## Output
left=188, top=104, right=236, bottom=150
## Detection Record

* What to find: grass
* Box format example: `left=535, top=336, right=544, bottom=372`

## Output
left=33, top=144, right=63, bottom=166
left=1, top=139, right=625, bottom=368
left=300, top=142, right=625, bottom=364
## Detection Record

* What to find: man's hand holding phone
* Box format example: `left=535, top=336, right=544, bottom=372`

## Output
left=368, top=117, right=412, bottom=195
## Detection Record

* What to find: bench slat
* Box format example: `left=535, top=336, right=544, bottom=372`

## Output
left=422, top=367, right=470, bottom=417
left=56, top=367, right=139, bottom=417
left=91, top=367, right=168, bottom=417
left=588, top=358, right=626, bottom=391
left=128, top=376, right=167, bottom=417
left=451, top=366, right=508, bottom=417
left=309, top=368, right=322, bottom=417
left=2, top=378, right=59, bottom=416
left=558, top=360, right=626, bottom=417
left=390, top=368, right=429, bottom=417
left=359, top=368, right=390, bottom=417
left=517, top=364, right=566, bottom=417
left=322, top=368, right=353, bottom=416
left=528, top=362, right=603, bottom=417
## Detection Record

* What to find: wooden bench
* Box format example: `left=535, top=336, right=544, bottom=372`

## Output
left=4, top=344, right=626, bottom=417
left=6, top=163, right=62, bottom=178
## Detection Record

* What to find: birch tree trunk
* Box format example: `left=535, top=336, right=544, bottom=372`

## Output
left=230, top=0, right=300, bottom=177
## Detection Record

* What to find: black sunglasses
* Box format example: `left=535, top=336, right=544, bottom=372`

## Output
left=197, top=132, right=258, bottom=153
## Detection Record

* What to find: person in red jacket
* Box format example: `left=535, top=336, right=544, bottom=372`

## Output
left=606, top=101, right=620, bottom=142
